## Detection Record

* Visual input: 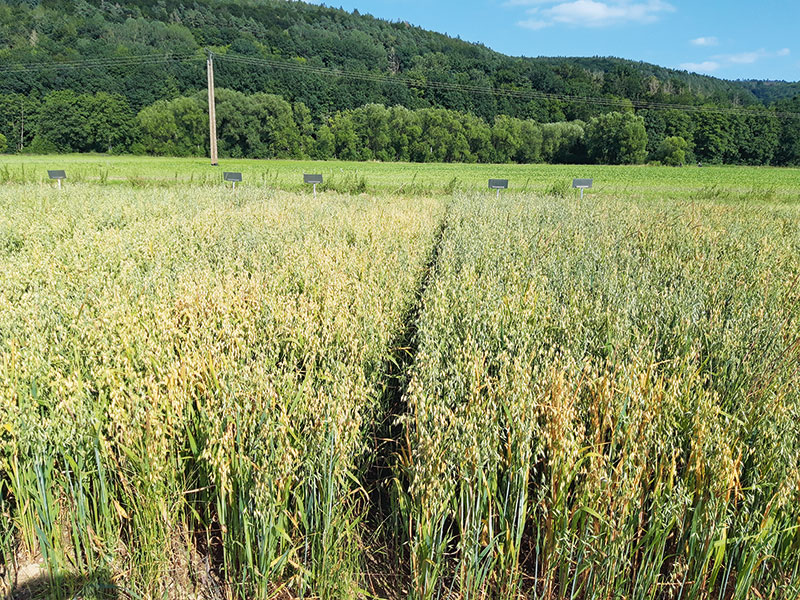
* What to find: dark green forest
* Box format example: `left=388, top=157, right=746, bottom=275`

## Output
left=0, top=0, right=798, bottom=165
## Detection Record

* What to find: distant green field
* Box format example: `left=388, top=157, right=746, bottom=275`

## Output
left=3, top=153, right=800, bottom=201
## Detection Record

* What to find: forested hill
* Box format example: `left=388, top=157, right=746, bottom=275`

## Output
left=0, top=0, right=789, bottom=117
left=737, top=80, right=800, bottom=104
left=0, top=0, right=799, bottom=166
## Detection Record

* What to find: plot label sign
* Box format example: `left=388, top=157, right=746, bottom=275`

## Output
left=223, top=171, right=242, bottom=190
left=305, top=174, right=323, bottom=198
left=489, top=178, right=508, bottom=199
left=48, top=170, right=66, bottom=189
left=572, top=178, right=593, bottom=199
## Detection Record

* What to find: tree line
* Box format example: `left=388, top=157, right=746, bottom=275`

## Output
left=1, top=88, right=799, bottom=166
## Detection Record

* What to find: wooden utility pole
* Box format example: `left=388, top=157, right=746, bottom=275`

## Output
left=206, top=52, right=219, bottom=166
left=19, top=98, right=24, bottom=152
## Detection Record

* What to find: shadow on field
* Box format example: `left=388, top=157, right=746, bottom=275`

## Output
left=361, top=204, right=451, bottom=599
left=7, top=566, right=119, bottom=600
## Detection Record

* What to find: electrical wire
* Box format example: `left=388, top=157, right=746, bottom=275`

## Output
left=0, top=53, right=202, bottom=75
left=217, top=52, right=800, bottom=120
left=0, top=50, right=797, bottom=120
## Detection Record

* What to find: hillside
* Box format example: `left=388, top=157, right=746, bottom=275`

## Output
left=0, top=0, right=791, bottom=119
left=737, top=80, right=800, bottom=104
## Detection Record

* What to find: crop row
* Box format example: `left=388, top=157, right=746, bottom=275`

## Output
left=401, top=193, right=800, bottom=599
left=0, top=185, right=443, bottom=598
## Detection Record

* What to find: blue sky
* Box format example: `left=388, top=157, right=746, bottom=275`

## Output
left=306, top=0, right=799, bottom=81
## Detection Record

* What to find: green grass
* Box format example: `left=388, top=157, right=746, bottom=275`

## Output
left=0, top=156, right=799, bottom=599
left=2, top=154, right=800, bottom=201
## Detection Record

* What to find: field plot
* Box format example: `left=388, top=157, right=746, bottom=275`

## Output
left=0, top=183, right=443, bottom=598
left=402, top=194, right=800, bottom=599
left=1, top=159, right=800, bottom=600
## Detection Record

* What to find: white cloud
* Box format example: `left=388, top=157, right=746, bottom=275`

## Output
left=690, top=37, right=718, bottom=47
left=505, top=0, right=554, bottom=5
left=724, top=50, right=764, bottom=64
left=681, top=48, right=791, bottom=74
left=679, top=61, right=721, bottom=73
left=510, top=0, right=675, bottom=30
left=519, top=19, right=552, bottom=30
left=716, top=48, right=790, bottom=64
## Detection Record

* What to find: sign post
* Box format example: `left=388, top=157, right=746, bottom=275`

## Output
left=223, top=172, right=242, bottom=190
left=304, top=174, right=323, bottom=198
left=572, top=179, right=593, bottom=199
left=48, top=170, right=66, bottom=190
left=488, top=179, right=509, bottom=199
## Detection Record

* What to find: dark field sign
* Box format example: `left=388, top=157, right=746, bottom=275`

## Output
left=304, top=174, right=323, bottom=184
left=572, top=179, right=593, bottom=189
left=48, top=170, right=66, bottom=180
left=488, top=179, right=508, bottom=190
left=223, top=172, right=243, bottom=182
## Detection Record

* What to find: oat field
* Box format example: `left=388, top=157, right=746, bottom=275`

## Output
left=0, top=157, right=799, bottom=600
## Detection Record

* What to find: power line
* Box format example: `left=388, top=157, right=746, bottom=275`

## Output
left=0, top=53, right=202, bottom=75
left=0, top=51, right=797, bottom=120
left=217, top=52, right=800, bottom=120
